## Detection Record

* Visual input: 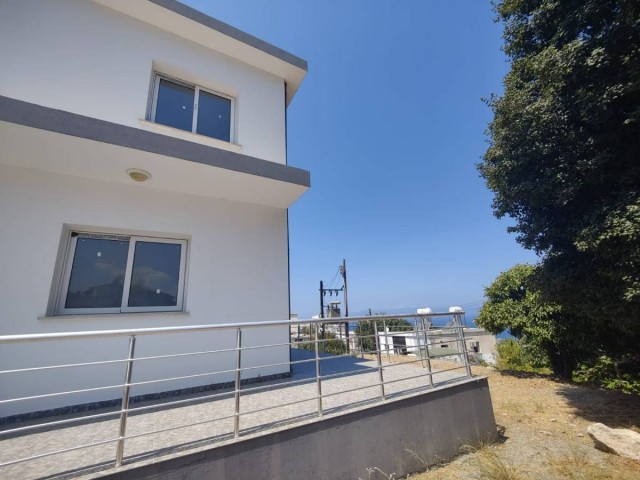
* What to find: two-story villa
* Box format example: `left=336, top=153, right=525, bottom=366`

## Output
left=0, top=0, right=309, bottom=417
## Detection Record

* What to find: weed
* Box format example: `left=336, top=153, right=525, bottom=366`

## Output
left=500, top=400, right=529, bottom=422
left=461, top=444, right=529, bottom=480
left=359, top=466, right=398, bottom=480
left=404, top=449, right=429, bottom=471
left=532, top=400, right=546, bottom=413
left=551, top=446, right=612, bottom=480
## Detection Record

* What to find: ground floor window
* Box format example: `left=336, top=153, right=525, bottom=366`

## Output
left=56, top=233, right=187, bottom=314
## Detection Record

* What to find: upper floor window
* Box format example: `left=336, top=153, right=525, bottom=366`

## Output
left=150, top=74, right=234, bottom=143
left=56, top=232, right=187, bottom=315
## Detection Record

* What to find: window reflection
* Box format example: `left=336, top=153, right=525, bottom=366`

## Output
left=197, top=90, right=231, bottom=141
left=128, top=242, right=182, bottom=307
left=65, top=238, right=129, bottom=309
left=155, top=79, right=195, bottom=132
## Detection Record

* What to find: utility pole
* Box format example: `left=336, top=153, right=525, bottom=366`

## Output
left=340, top=259, right=348, bottom=317
left=319, top=264, right=349, bottom=349
left=319, top=280, right=324, bottom=342
left=340, top=259, right=349, bottom=353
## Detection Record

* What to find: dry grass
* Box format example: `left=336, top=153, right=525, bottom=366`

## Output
left=359, top=466, right=399, bottom=480
left=404, top=447, right=431, bottom=471
left=550, top=446, right=613, bottom=480
left=469, top=445, right=529, bottom=480
left=401, top=360, right=640, bottom=480
left=499, top=400, right=530, bottom=423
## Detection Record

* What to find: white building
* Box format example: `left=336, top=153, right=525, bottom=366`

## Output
left=378, top=327, right=497, bottom=365
left=0, top=0, right=309, bottom=417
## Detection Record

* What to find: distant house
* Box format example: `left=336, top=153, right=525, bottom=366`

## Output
left=377, top=326, right=497, bottom=364
left=0, top=0, right=309, bottom=417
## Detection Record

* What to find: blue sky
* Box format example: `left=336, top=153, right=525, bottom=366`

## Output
left=185, top=1, right=539, bottom=318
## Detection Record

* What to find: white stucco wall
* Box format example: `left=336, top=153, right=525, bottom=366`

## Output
left=0, top=165, right=291, bottom=416
left=0, top=0, right=287, bottom=164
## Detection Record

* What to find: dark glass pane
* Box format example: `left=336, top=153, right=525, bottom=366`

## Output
left=128, top=242, right=182, bottom=307
left=155, top=79, right=194, bottom=132
left=196, top=90, right=231, bottom=141
left=65, top=237, right=129, bottom=309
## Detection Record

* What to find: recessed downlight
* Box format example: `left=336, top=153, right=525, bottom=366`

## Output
left=126, top=168, right=151, bottom=182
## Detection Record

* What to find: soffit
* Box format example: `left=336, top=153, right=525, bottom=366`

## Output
left=0, top=96, right=310, bottom=209
left=92, top=0, right=307, bottom=105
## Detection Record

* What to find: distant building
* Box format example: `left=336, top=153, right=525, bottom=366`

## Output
left=377, top=326, right=497, bottom=365
left=326, top=301, right=342, bottom=318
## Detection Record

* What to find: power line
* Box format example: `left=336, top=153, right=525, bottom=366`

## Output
left=327, top=268, right=340, bottom=290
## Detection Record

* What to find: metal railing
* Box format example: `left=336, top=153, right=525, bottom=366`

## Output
left=0, top=311, right=474, bottom=477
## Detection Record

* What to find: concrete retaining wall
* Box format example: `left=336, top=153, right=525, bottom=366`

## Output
left=103, top=377, right=496, bottom=480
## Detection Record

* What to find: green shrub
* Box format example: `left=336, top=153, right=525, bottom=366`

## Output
left=496, top=338, right=552, bottom=374
left=573, top=355, right=640, bottom=395
left=297, top=330, right=345, bottom=355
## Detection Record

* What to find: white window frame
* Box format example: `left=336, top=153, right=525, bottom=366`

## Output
left=56, top=233, right=188, bottom=315
left=150, top=73, right=235, bottom=143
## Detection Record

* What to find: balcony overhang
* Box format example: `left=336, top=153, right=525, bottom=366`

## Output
left=0, top=96, right=310, bottom=209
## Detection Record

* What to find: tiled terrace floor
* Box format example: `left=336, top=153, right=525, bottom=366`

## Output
left=0, top=350, right=469, bottom=479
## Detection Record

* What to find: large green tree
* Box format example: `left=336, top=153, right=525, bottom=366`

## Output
left=479, top=0, right=640, bottom=361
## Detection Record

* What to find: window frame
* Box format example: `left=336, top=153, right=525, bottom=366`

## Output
left=56, top=232, right=188, bottom=315
left=149, top=73, right=235, bottom=143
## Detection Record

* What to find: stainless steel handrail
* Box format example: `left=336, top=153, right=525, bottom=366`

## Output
left=0, top=311, right=475, bottom=476
left=0, top=312, right=456, bottom=344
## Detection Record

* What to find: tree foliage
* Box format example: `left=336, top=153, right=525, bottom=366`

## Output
left=476, top=264, right=574, bottom=375
left=355, top=318, right=412, bottom=352
left=479, top=1, right=640, bottom=362
left=572, top=354, right=640, bottom=394
left=297, top=330, right=345, bottom=355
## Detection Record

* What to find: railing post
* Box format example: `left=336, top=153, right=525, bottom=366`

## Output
left=420, top=317, right=434, bottom=387
left=234, top=328, right=242, bottom=437
left=115, top=335, right=136, bottom=468
left=314, top=323, right=323, bottom=416
left=345, top=320, right=350, bottom=355
left=414, top=317, right=426, bottom=368
left=383, top=319, right=391, bottom=362
left=373, top=321, right=386, bottom=401
left=455, top=316, right=473, bottom=378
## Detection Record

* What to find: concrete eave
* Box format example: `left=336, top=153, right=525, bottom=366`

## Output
left=91, top=0, right=307, bottom=105
left=0, top=96, right=310, bottom=209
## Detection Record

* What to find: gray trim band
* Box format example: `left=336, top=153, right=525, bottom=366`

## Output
left=0, top=96, right=310, bottom=188
left=148, top=0, right=308, bottom=71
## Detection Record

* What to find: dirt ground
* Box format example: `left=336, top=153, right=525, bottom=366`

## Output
left=407, top=361, right=640, bottom=480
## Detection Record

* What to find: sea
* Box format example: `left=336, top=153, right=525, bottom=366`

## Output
left=336, top=307, right=512, bottom=339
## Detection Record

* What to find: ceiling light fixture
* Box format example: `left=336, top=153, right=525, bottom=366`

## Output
left=126, top=168, right=151, bottom=182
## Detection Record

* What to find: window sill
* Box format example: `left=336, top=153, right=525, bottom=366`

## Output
left=138, top=119, right=242, bottom=153
left=39, top=311, right=190, bottom=321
